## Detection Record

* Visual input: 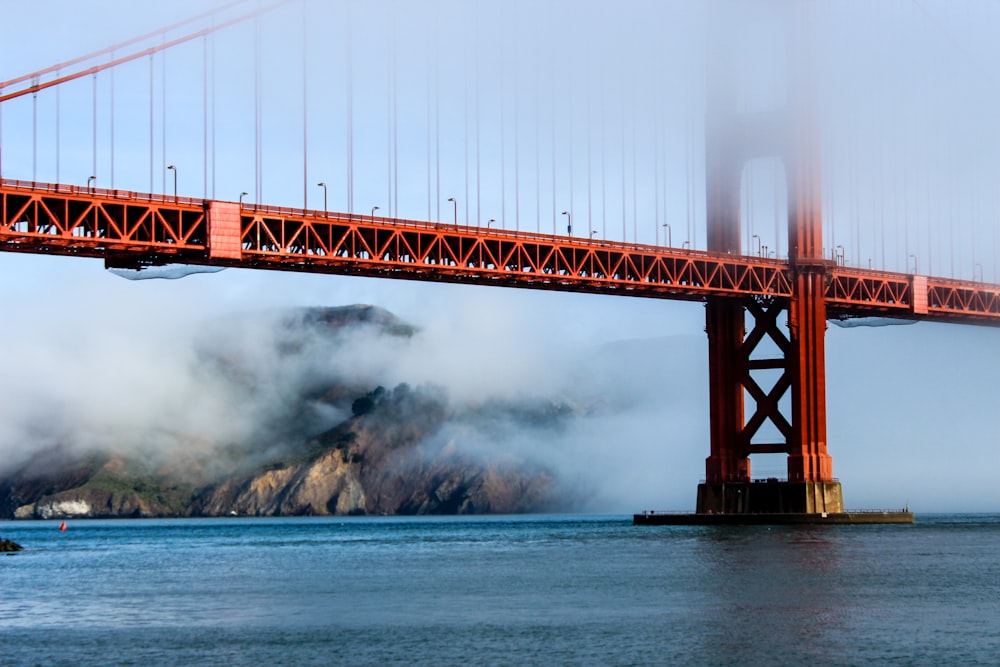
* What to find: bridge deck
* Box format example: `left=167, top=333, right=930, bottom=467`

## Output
left=2, top=179, right=998, bottom=325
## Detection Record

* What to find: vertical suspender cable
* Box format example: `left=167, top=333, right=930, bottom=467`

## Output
left=162, top=35, right=167, bottom=194
left=434, top=25, right=440, bottom=222
left=425, top=23, right=431, bottom=221
left=302, top=1, right=308, bottom=209
left=500, top=80, right=506, bottom=228
left=653, top=95, right=660, bottom=245
left=387, top=22, right=393, bottom=217
left=32, top=85, right=37, bottom=182
left=550, top=74, right=556, bottom=235
left=621, top=93, right=628, bottom=243
left=568, top=75, right=574, bottom=234
left=149, top=54, right=154, bottom=192
left=110, top=53, right=115, bottom=188
left=534, top=59, right=540, bottom=233
left=210, top=27, right=216, bottom=199
left=203, top=35, right=208, bottom=199
left=92, top=73, right=98, bottom=182
left=586, top=64, right=592, bottom=237
left=514, top=66, right=519, bottom=232
left=600, top=93, right=606, bottom=238
left=346, top=3, right=354, bottom=214
left=254, top=14, right=262, bottom=205
left=473, top=28, right=483, bottom=225
left=462, top=21, right=469, bottom=226
left=632, top=109, right=637, bottom=243
left=475, top=26, right=481, bottom=226
left=686, top=118, right=692, bottom=247
left=391, top=14, right=398, bottom=218
left=56, top=72, right=61, bottom=183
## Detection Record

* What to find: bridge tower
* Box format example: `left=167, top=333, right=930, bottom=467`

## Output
left=697, top=2, right=842, bottom=514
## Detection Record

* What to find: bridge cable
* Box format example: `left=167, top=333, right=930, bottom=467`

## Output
left=475, top=16, right=482, bottom=227
left=0, top=2, right=290, bottom=105
left=161, top=35, right=167, bottom=195
left=55, top=72, right=61, bottom=183
left=203, top=34, right=208, bottom=199
left=462, top=20, right=469, bottom=226
left=500, top=67, right=506, bottom=228
left=346, top=2, right=354, bottom=214
left=32, top=84, right=37, bottom=182
left=600, top=89, right=606, bottom=239
left=254, top=13, right=262, bottom=205
left=632, top=106, right=637, bottom=244
left=0, top=0, right=249, bottom=91
left=110, top=52, right=116, bottom=189
left=92, top=73, right=98, bottom=184
left=621, top=96, right=626, bottom=241
left=514, top=10, right=525, bottom=232
left=302, top=0, right=308, bottom=209
left=434, top=24, right=441, bottom=223
left=653, top=92, right=660, bottom=245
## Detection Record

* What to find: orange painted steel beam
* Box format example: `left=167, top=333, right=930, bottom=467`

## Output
left=2, top=179, right=1000, bottom=325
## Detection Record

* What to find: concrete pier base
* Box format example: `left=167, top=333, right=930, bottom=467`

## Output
left=696, top=480, right=844, bottom=515
left=634, top=480, right=914, bottom=525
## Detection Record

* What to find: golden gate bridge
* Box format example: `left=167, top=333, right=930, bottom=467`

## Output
left=1, top=0, right=997, bottom=520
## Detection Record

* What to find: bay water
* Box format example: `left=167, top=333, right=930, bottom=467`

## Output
left=2, top=514, right=998, bottom=665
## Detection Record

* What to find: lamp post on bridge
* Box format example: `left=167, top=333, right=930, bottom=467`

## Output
left=909, top=254, right=918, bottom=275
left=663, top=223, right=671, bottom=247
left=167, top=165, right=177, bottom=200
left=835, top=245, right=845, bottom=266
left=239, top=191, right=248, bottom=207
left=371, top=205, right=380, bottom=223
left=562, top=211, right=572, bottom=236
left=317, top=182, right=328, bottom=217
left=447, top=197, right=457, bottom=229
left=487, top=218, right=496, bottom=229
left=752, top=233, right=761, bottom=256
left=87, top=175, right=96, bottom=193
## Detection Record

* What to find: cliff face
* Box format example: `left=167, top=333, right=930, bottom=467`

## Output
left=1, top=306, right=565, bottom=519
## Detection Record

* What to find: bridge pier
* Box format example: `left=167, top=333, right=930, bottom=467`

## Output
left=695, top=1, right=842, bottom=518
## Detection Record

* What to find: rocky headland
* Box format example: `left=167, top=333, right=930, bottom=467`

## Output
left=0, top=305, right=576, bottom=519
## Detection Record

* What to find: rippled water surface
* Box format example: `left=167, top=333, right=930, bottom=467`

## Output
left=2, top=514, right=998, bottom=665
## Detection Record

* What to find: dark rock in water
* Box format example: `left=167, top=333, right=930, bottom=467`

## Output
left=1, top=537, right=24, bottom=552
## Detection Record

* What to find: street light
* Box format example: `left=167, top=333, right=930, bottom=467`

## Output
left=909, top=254, right=918, bottom=274
left=317, top=182, right=328, bottom=217
left=371, top=205, right=380, bottom=223
left=239, top=191, right=248, bottom=206
left=487, top=218, right=496, bottom=229
left=975, top=262, right=984, bottom=282
left=682, top=240, right=690, bottom=249
left=752, top=233, right=761, bottom=256
left=562, top=211, right=572, bottom=236
left=87, top=175, right=96, bottom=193
left=835, top=245, right=845, bottom=266
left=167, top=165, right=177, bottom=200
left=663, top=223, right=671, bottom=247
left=591, top=230, right=598, bottom=238
left=447, top=197, right=457, bottom=228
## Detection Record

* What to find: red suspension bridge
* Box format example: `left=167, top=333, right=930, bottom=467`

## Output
left=1, top=1, right=997, bottom=518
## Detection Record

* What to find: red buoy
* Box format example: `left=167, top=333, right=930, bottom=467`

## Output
left=59, top=521, right=67, bottom=532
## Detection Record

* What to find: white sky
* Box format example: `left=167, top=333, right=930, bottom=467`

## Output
left=0, top=0, right=998, bottom=512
